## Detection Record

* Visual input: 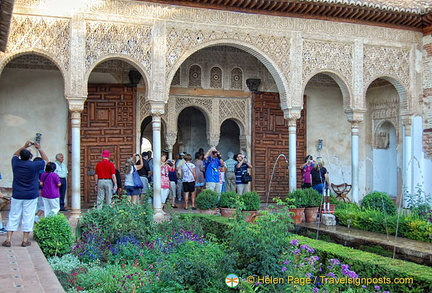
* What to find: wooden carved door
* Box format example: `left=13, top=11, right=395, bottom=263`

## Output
left=251, top=92, right=306, bottom=202
left=80, top=84, right=136, bottom=207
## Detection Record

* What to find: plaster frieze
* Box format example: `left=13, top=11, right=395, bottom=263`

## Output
left=85, top=21, right=152, bottom=74
left=302, top=40, right=353, bottom=89
left=3, top=15, right=70, bottom=73
left=164, top=24, right=291, bottom=95
left=363, top=45, right=410, bottom=93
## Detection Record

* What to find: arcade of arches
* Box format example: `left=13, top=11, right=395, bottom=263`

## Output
left=0, top=0, right=430, bottom=216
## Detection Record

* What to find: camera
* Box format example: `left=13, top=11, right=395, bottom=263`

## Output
left=135, top=154, right=140, bottom=157
left=216, top=154, right=221, bottom=159
left=30, top=141, right=35, bottom=145
left=212, top=150, right=218, bottom=155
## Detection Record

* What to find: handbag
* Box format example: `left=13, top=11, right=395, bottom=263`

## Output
left=241, top=172, right=252, bottom=183
left=132, top=166, right=143, bottom=188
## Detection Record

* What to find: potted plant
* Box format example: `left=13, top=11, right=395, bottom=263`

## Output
left=219, top=191, right=240, bottom=218
left=240, top=191, right=260, bottom=222
left=303, top=188, right=322, bottom=223
left=286, top=189, right=307, bottom=224
left=195, top=189, right=219, bottom=215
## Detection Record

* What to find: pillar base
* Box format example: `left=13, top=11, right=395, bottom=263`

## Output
left=320, top=214, right=336, bottom=226
left=153, top=209, right=167, bottom=223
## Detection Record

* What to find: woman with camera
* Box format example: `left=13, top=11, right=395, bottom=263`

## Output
left=234, top=153, right=253, bottom=195
left=123, top=154, right=143, bottom=204
left=300, top=155, right=314, bottom=189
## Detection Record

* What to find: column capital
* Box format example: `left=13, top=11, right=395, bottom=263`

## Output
left=165, top=132, right=177, bottom=146
left=208, top=133, right=220, bottom=147
left=344, top=108, right=366, bottom=124
left=149, top=100, right=166, bottom=116
left=401, top=115, right=413, bottom=135
left=67, top=96, right=86, bottom=113
left=282, top=108, right=301, bottom=125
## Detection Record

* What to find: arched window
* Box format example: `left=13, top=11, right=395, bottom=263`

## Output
left=210, top=66, right=222, bottom=88
left=231, top=68, right=243, bottom=89
left=189, top=65, right=201, bottom=87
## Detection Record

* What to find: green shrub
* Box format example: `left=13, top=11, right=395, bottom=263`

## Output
left=219, top=191, right=239, bottom=208
left=303, top=188, right=322, bottom=207
left=361, top=191, right=397, bottom=215
left=241, top=191, right=260, bottom=211
left=195, top=189, right=219, bottom=210
left=34, top=213, right=73, bottom=257
left=158, top=241, right=234, bottom=292
left=224, top=209, right=292, bottom=279
left=287, top=189, right=307, bottom=208
left=77, top=198, right=154, bottom=243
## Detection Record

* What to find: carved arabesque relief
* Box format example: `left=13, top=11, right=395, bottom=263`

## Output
left=210, top=67, right=222, bottom=89
left=85, top=21, right=152, bottom=74
left=3, top=15, right=70, bottom=72
left=363, top=45, right=410, bottom=93
left=165, top=26, right=291, bottom=87
left=370, top=98, right=400, bottom=147
left=302, top=40, right=353, bottom=87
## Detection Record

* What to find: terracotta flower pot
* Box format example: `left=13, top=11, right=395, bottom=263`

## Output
left=304, top=207, right=319, bottom=223
left=220, top=207, right=236, bottom=218
left=289, top=207, right=305, bottom=224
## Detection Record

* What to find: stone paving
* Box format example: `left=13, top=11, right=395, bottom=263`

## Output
left=0, top=209, right=64, bottom=293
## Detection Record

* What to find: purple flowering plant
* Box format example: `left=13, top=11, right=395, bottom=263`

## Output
left=276, top=239, right=389, bottom=293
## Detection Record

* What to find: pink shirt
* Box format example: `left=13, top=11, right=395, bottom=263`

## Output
left=301, top=164, right=314, bottom=184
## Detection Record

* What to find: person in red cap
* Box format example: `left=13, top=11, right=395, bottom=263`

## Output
left=94, top=150, right=117, bottom=209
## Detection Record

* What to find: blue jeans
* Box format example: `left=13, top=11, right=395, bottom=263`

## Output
left=312, top=183, right=328, bottom=195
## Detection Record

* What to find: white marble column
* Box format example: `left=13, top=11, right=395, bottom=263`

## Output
left=67, top=99, right=85, bottom=216
left=283, top=108, right=301, bottom=192
left=402, top=116, right=413, bottom=206
left=70, top=111, right=81, bottom=214
left=150, top=101, right=165, bottom=220
left=346, top=109, right=365, bottom=203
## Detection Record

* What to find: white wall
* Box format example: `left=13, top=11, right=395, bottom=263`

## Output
left=305, top=86, right=351, bottom=186
left=0, top=68, right=67, bottom=188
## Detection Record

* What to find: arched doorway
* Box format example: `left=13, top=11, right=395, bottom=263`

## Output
left=219, top=119, right=241, bottom=158
left=176, top=107, right=207, bottom=156
left=81, top=59, right=142, bottom=206
left=0, top=53, right=66, bottom=190
left=365, top=78, right=400, bottom=197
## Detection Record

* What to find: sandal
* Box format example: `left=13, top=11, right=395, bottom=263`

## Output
left=21, top=241, right=31, bottom=247
left=2, top=240, right=11, bottom=247
left=191, top=207, right=197, bottom=210
left=171, top=205, right=178, bottom=208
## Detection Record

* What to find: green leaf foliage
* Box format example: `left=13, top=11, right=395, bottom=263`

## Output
left=77, top=198, right=154, bottom=244
left=219, top=191, right=239, bottom=208
left=240, top=191, right=260, bottom=211
left=195, top=189, right=219, bottom=210
left=34, top=213, right=73, bottom=257
left=361, top=191, right=397, bottom=215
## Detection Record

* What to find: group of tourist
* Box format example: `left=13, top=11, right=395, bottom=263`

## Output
left=97, top=147, right=253, bottom=211
left=300, top=154, right=330, bottom=194
left=2, top=141, right=68, bottom=248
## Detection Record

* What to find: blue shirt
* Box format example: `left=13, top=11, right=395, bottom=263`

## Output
left=204, top=156, right=222, bottom=183
left=12, top=156, right=46, bottom=200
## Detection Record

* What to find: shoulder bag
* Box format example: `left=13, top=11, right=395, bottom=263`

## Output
left=133, top=166, right=144, bottom=188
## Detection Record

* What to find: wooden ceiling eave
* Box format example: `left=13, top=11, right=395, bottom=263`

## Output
left=138, top=1, right=431, bottom=33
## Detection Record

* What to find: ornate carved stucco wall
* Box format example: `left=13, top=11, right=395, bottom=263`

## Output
left=0, top=0, right=427, bottom=190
